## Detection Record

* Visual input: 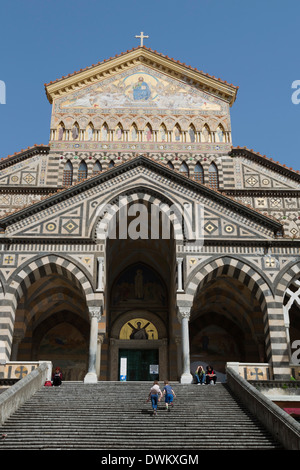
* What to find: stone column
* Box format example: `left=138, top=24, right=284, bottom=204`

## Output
left=84, top=306, right=102, bottom=384
left=96, top=333, right=105, bottom=379
left=178, top=307, right=193, bottom=384
left=176, top=258, right=184, bottom=292
left=283, top=304, right=292, bottom=362
left=96, top=256, right=104, bottom=292
left=175, top=336, right=182, bottom=381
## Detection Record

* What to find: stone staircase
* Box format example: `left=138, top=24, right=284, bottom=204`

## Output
left=0, top=381, right=282, bottom=450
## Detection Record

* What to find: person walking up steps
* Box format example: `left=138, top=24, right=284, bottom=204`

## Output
left=162, top=380, right=176, bottom=411
left=147, top=380, right=162, bottom=415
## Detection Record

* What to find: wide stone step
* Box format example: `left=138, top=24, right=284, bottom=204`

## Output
left=0, top=382, right=282, bottom=450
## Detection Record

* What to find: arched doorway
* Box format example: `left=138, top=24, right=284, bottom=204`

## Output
left=108, top=264, right=169, bottom=381
left=189, top=274, right=266, bottom=378
left=12, top=268, right=90, bottom=381
left=102, top=192, right=178, bottom=380
left=109, top=309, right=168, bottom=381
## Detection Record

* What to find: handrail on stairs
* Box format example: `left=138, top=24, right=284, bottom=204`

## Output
left=0, top=361, right=52, bottom=425
left=226, top=364, right=300, bottom=450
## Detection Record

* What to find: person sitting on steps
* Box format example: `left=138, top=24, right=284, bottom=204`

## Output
left=52, top=367, right=63, bottom=387
left=205, top=365, right=217, bottom=385
left=195, top=365, right=206, bottom=385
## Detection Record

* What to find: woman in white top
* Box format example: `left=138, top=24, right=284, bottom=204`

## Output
left=147, top=380, right=162, bottom=415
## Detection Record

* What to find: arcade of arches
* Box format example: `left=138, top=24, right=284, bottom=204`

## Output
left=10, top=198, right=293, bottom=382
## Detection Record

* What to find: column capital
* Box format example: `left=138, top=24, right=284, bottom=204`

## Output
left=88, top=306, right=102, bottom=321
left=177, top=306, right=191, bottom=322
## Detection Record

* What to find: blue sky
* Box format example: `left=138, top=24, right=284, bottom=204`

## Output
left=0, top=0, right=299, bottom=170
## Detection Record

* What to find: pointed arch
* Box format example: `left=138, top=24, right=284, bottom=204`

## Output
left=173, top=123, right=182, bottom=142
left=62, top=160, right=73, bottom=186
left=167, top=160, right=174, bottom=170
left=188, top=124, right=196, bottom=143
left=179, top=161, right=189, bottom=177
left=101, top=123, right=109, bottom=141
left=159, top=124, right=167, bottom=142
left=201, top=124, right=211, bottom=143
left=194, top=162, right=204, bottom=183
left=208, top=162, right=219, bottom=190
left=93, top=160, right=102, bottom=176
left=115, top=123, right=123, bottom=141
left=144, top=123, right=153, bottom=142
left=216, top=124, right=226, bottom=143
left=57, top=122, right=65, bottom=141
left=71, top=122, right=79, bottom=140
left=130, top=123, right=138, bottom=141
left=108, top=160, right=115, bottom=168
left=86, top=122, right=94, bottom=141
left=78, top=160, right=88, bottom=182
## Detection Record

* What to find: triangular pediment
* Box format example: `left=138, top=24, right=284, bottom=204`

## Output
left=45, top=47, right=238, bottom=107
left=230, top=147, right=300, bottom=189
left=0, top=155, right=282, bottom=241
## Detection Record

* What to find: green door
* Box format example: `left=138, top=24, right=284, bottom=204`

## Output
left=119, top=349, right=159, bottom=381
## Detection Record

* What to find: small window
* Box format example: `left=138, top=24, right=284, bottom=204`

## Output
left=78, top=161, right=87, bottom=182
left=63, top=161, right=73, bottom=186
left=208, top=163, right=219, bottom=190
left=179, top=162, right=189, bottom=177
left=93, top=161, right=102, bottom=176
left=194, top=163, right=204, bottom=183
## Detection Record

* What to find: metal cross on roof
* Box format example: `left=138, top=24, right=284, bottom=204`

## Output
left=135, top=31, right=149, bottom=47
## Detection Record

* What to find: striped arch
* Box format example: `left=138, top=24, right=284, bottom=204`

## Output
left=185, top=256, right=272, bottom=312
left=185, top=256, right=276, bottom=359
left=274, top=261, right=300, bottom=299
left=93, top=187, right=187, bottom=243
left=276, top=261, right=300, bottom=355
left=0, top=255, right=94, bottom=362
left=184, top=256, right=290, bottom=377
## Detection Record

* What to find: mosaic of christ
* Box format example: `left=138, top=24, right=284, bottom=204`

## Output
left=59, top=69, right=224, bottom=112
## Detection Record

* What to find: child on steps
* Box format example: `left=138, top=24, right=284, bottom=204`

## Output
left=162, top=380, right=176, bottom=411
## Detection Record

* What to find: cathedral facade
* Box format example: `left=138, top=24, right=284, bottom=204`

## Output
left=0, top=46, right=299, bottom=383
